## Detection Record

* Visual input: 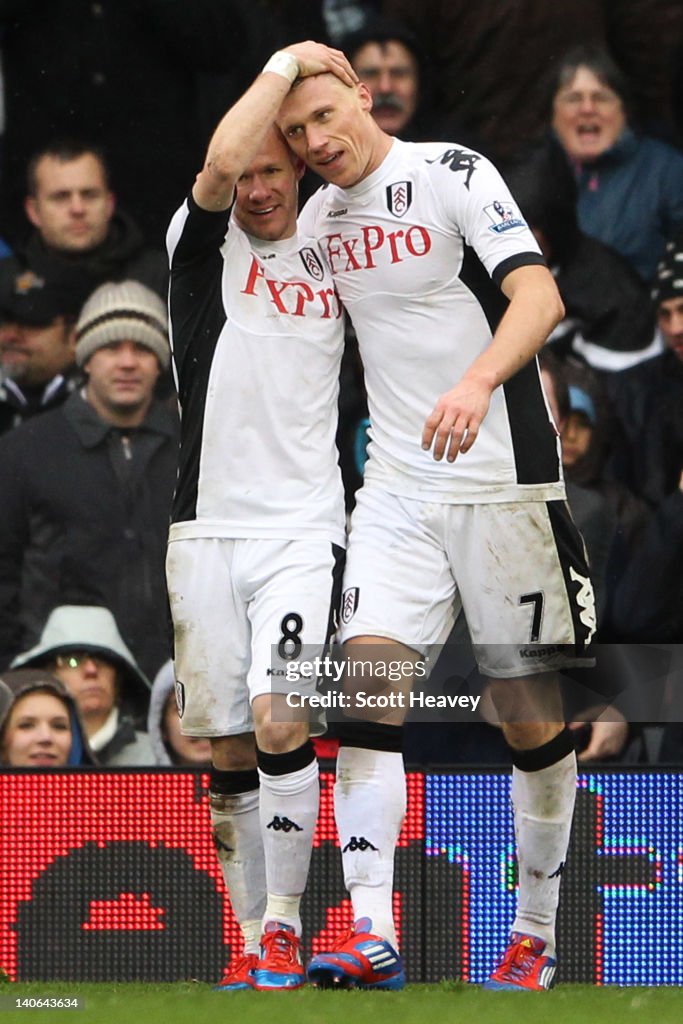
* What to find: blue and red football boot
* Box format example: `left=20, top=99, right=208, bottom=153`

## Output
left=214, top=953, right=258, bottom=991
left=306, top=917, right=405, bottom=990
left=252, top=922, right=305, bottom=991
left=484, top=932, right=556, bottom=991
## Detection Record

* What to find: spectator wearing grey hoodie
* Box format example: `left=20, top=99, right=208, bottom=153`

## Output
left=12, top=604, right=154, bottom=766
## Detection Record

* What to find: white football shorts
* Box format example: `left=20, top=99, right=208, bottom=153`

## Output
left=339, top=485, right=595, bottom=678
left=166, top=536, right=343, bottom=735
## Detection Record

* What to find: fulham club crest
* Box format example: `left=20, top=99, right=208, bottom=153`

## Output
left=299, top=247, right=325, bottom=280
left=386, top=181, right=413, bottom=218
left=341, top=587, right=359, bottom=624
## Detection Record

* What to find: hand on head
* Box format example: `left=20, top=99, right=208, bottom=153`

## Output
left=281, top=41, right=358, bottom=87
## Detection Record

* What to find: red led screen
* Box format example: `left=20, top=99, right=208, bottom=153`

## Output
left=0, top=771, right=427, bottom=982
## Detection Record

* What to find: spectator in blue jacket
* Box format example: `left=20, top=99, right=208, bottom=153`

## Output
left=551, top=44, right=683, bottom=283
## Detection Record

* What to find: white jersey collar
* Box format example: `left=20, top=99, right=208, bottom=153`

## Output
left=229, top=212, right=300, bottom=256
left=345, top=137, right=403, bottom=199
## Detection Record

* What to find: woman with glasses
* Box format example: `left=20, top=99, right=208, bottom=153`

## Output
left=549, top=44, right=683, bottom=284
left=11, top=606, right=154, bottom=765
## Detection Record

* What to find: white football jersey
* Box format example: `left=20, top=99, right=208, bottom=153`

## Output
left=299, top=139, right=564, bottom=503
left=166, top=197, right=345, bottom=544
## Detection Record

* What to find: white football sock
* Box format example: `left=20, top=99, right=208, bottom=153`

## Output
left=334, top=746, right=406, bottom=948
left=259, top=756, right=319, bottom=936
left=511, top=749, right=577, bottom=953
left=209, top=787, right=265, bottom=955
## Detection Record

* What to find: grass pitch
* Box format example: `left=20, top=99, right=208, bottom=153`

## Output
left=1, top=982, right=683, bottom=1024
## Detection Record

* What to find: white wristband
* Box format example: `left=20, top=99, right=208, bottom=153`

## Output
left=262, top=51, right=300, bottom=84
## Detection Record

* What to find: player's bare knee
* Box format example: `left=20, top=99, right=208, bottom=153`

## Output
left=251, top=692, right=311, bottom=749
left=488, top=672, right=563, bottom=727
left=210, top=732, right=257, bottom=771
left=342, top=635, right=419, bottom=724
left=503, top=719, right=565, bottom=752
left=256, top=719, right=309, bottom=755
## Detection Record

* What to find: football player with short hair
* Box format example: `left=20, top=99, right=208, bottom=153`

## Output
left=166, top=42, right=356, bottom=991
left=276, top=58, right=596, bottom=992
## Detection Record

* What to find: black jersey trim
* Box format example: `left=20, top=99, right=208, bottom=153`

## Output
left=326, top=543, right=346, bottom=644
left=459, top=244, right=560, bottom=486
left=168, top=199, right=229, bottom=522
left=502, top=361, right=562, bottom=484
left=459, top=243, right=508, bottom=332
left=492, top=251, right=546, bottom=289
left=546, top=499, right=594, bottom=654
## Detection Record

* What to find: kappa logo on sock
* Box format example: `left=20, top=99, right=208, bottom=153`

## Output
left=212, top=833, right=234, bottom=854
left=266, top=815, right=303, bottom=833
left=343, top=836, right=379, bottom=853
left=548, top=861, right=565, bottom=879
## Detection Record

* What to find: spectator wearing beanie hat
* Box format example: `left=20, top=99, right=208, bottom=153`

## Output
left=75, top=280, right=170, bottom=372
left=0, top=280, right=178, bottom=680
left=652, top=235, right=683, bottom=356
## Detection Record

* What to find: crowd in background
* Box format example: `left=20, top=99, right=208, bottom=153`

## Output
left=0, top=1, right=682, bottom=768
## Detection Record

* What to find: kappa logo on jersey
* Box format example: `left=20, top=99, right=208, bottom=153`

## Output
left=484, top=200, right=527, bottom=234
left=324, top=224, right=432, bottom=275
left=386, top=180, right=413, bottom=218
left=174, top=679, right=186, bottom=718
left=341, top=586, right=359, bottom=624
left=241, top=255, right=342, bottom=319
left=569, top=566, right=597, bottom=644
left=299, top=246, right=325, bottom=281
left=426, top=148, right=480, bottom=190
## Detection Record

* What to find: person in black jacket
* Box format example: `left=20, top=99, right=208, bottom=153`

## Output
left=0, top=264, right=89, bottom=436
left=611, top=239, right=683, bottom=642
left=0, top=279, right=178, bottom=680
left=604, top=234, right=683, bottom=503
left=0, top=141, right=167, bottom=302
left=504, top=142, right=657, bottom=375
